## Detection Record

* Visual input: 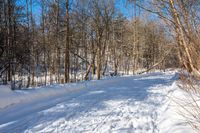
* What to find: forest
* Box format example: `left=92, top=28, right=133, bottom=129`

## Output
left=1, top=0, right=200, bottom=132
left=0, top=0, right=185, bottom=89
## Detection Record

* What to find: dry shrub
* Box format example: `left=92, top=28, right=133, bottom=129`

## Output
left=177, top=72, right=200, bottom=132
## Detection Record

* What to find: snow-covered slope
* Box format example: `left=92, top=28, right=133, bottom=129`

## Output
left=0, top=71, right=195, bottom=133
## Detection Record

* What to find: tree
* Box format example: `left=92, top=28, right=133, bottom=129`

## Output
left=137, top=0, right=200, bottom=78
left=65, top=0, right=70, bottom=83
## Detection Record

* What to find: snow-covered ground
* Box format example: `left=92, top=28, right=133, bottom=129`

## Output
left=0, top=71, right=195, bottom=133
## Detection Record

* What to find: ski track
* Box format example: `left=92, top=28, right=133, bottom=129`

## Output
left=0, top=72, right=177, bottom=133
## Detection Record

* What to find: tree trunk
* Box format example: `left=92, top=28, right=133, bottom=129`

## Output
left=65, top=0, right=70, bottom=83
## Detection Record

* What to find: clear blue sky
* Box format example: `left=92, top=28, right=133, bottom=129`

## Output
left=17, top=0, right=135, bottom=24
left=115, top=0, right=133, bottom=19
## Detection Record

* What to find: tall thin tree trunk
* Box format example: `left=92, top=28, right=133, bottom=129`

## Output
left=30, top=0, right=35, bottom=86
left=7, top=0, right=12, bottom=82
left=65, top=0, right=70, bottom=83
left=26, top=0, right=31, bottom=88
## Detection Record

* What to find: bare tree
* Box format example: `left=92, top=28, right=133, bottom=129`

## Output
left=65, top=0, right=70, bottom=83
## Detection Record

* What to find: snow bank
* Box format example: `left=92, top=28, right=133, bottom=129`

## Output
left=0, top=83, right=86, bottom=109
left=157, top=82, right=195, bottom=133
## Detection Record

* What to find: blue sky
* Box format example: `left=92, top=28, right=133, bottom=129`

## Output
left=17, top=0, right=136, bottom=24
left=115, top=0, right=133, bottom=19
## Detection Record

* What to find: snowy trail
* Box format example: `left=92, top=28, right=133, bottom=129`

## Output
left=0, top=72, right=194, bottom=133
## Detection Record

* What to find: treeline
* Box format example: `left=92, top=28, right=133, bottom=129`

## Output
left=0, top=0, right=178, bottom=89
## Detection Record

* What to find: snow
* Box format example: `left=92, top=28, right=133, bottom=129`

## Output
left=0, top=71, right=196, bottom=133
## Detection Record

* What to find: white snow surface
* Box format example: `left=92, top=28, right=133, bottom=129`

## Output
left=0, top=71, right=195, bottom=133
